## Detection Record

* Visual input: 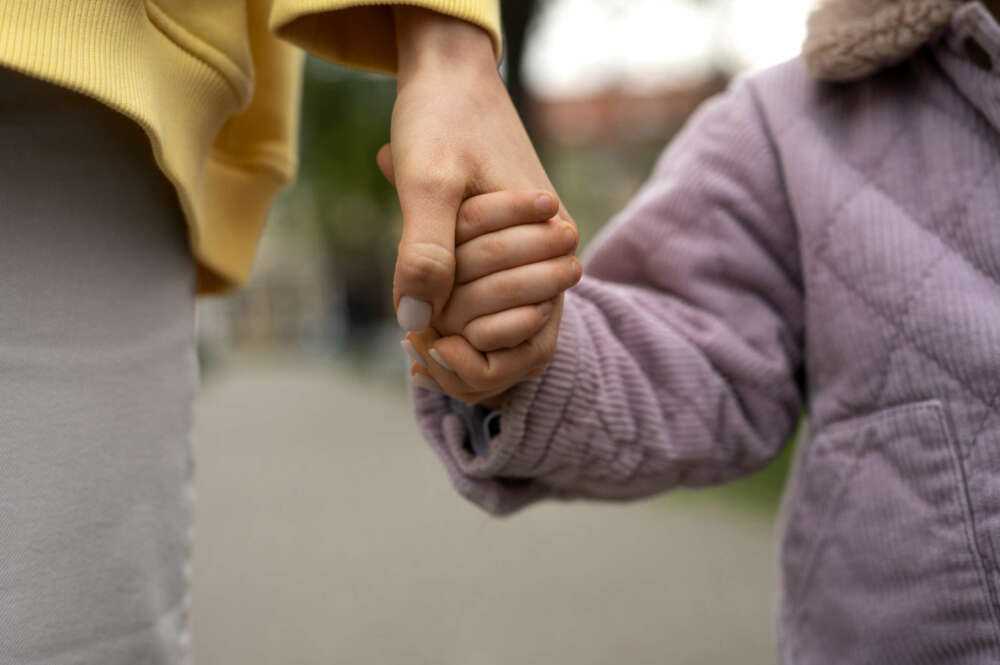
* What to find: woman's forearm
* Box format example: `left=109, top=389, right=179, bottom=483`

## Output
left=393, top=6, right=498, bottom=83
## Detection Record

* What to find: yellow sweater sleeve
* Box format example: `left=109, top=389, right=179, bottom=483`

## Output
left=195, top=0, right=305, bottom=293
left=268, top=0, right=501, bottom=74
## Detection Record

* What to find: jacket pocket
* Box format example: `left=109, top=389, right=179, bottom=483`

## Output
left=779, top=400, right=999, bottom=664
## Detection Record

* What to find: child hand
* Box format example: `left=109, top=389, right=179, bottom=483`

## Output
left=403, top=190, right=580, bottom=406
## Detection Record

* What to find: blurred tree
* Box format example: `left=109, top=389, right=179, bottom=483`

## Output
left=291, top=60, right=400, bottom=350
left=501, top=0, right=540, bottom=132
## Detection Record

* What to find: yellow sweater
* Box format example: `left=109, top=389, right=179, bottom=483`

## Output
left=0, top=0, right=500, bottom=293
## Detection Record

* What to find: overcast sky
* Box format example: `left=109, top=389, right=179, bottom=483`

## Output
left=524, top=0, right=816, bottom=97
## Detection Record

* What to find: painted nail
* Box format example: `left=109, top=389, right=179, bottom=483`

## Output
left=400, top=339, right=427, bottom=368
left=428, top=348, right=455, bottom=372
left=535, top=194, right=554, bottom=214
left=411, top=373, right=444, bottom=393
left=538, top=301, right=554, bottom=318
left=397, top=296, right=432, bottom=332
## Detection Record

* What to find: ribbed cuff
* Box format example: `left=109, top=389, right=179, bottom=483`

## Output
left=411, top=291, right=589, bottom=514
left=271, top=0, right=502, bottom=75
left=412, top=385, right=549, bottom=515
left=0, top=0, right=300, bottom=296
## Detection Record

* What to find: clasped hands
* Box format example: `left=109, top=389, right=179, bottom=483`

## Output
left=396, top=188, right=579, bottom=407
left=384, top=7, right=582, bottom=408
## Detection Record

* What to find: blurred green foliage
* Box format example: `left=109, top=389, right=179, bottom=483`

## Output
left=676, top=418, right=804, bottom=513
left=281, top=58, right=403, bottom=333
left=541, top=144, right=664, bottom=249
left=282, top=58, right=400, bottom=304
left=294, top=58, right=399, bottom=253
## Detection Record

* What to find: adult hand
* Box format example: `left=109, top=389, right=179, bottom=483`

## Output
left=385, top=6, right=573, bottom=332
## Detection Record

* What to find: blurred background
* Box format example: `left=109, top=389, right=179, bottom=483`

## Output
left=191, top=1, right=812, bottom=662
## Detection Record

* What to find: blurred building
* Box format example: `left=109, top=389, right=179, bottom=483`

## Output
left=197, top=213, right=335, bottom=363
left=530, top=70, right=730, bottom=146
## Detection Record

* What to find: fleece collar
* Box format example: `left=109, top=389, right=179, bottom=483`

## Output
left=804, top=0, right=964, bottom=80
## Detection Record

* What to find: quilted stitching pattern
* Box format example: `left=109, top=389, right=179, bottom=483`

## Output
left=753, top=34, right=1000, bottom=660
left=760, top=51, right=1000, bottom=435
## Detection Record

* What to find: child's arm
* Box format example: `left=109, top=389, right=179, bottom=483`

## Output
left=411, top=79, right=805, bottom=515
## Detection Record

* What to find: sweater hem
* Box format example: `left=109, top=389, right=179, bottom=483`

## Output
left=0, top=0, right=291, bottom=294
left=271, top=0, right=502, bottom=75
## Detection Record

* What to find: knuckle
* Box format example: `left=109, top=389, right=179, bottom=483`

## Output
left=560, top=226, right=580, bottom=253
left=465, top=325, right=493, bottom=351
left=545, top=228, right=565, bottom=253
left=458, top=200, right=486, bottom=234
left=464, top=365, right=496, bottom=392
left=466, top=319, right=506, bottom=352
left=531, top=332, right=557, bottom=362
left=409, top=165, right=463, bottom=198
left=480, top=235, right=506, bottom=263
left=396, top=243, right=455, bottom=289
left=479, top=359, right=518, bottom=391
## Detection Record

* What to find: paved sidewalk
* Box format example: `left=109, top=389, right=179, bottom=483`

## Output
left=190, top=355, right=779, bottom=664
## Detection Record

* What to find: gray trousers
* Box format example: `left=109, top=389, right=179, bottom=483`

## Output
left=0, top=68, right=196, bottom=662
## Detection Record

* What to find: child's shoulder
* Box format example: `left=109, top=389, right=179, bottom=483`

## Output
left=737, top=53, right=933, bottom=142
left=681, top=58, right=822, bottom=147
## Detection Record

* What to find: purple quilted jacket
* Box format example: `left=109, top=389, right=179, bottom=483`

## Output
left=413, top=2, right=1000, bottom=660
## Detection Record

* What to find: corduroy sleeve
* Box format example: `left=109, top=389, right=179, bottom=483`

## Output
left=268, top=0, right=501, bottom=74
left=412, top=78, right=806, bottom=515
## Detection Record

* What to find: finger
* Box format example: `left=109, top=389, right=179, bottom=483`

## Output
left=411, top=365, right=497, bottom=405
left=411, top=331, right=533, bottom=406
left=408, top=335, right=490, bottom=404
left=376, top=143, right=395, bottom=185
left=410, top=368, right=445, bottom=394
left=463, top=301, right=555, bottom=352
left=437, top=256, right=580, bottom=335
left=455, top=218, right=578, bottom=284
left=401, top=338, right=427, bottom=368
left=393, top=165, right=465, bottom=331
left=433, top=298, right=561, bottom=393
left=403, top=328, right=439, bottom=373
left=456, top=190, right=560, bottom=245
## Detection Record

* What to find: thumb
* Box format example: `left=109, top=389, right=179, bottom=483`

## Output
left=393, top=170, right=464, bottom=332
left=376, top=143, right=395, bottom=186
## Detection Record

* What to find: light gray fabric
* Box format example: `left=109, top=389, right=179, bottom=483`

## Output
left=0, top=68, right=197, bottom=663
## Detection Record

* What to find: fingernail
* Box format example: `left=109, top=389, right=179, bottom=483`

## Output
left=397, top=297, right=432, bottom=332
left=563, top=223, right=578, bottom=245
left=571, top=258, right=582, bottom=279
left=411, top=373, right=444, bottom=393
left=538, top=301, right=554, bottom=318
left=400, top=339, right=426, bottom=368
left=428, top=348, right=454, bottom=372
left=535, top=194, right=554, bottom=213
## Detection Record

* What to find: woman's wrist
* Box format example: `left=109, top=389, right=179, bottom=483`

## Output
left=393, top=6, right=498, bottom=83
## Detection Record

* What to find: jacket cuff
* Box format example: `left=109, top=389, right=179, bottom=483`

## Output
left=270, top=0, right=501, bottom=76
left=412, top=292, right=590, bottom=515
